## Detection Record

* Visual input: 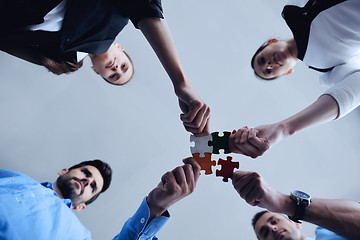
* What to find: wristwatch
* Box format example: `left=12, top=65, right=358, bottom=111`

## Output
left=289, top=190, right=312, bottom=223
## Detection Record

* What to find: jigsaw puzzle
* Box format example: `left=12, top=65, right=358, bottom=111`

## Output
left=192, top=152, right=216, bottom=175
left=216, top=156, right=239, bottom=182
left=209, top=131, right=231, bottom=154
left=190, top=134, right=213, bottom=157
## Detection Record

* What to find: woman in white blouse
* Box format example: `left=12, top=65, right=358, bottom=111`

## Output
left=230, top=0, right=360, bottom=158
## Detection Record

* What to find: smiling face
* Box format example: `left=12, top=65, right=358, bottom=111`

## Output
left=254, top=212, right=303, bottom=240
left=253, top=40, right=298, bottom=79
left=56, top=165, right=104, bottom=208
left=90, top=43, right=134, bottom=85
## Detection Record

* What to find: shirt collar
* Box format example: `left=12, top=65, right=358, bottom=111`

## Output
left=41, top=182, right=73, bottom=208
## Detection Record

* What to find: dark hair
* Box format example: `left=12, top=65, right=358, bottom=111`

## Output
left=251, top=42, right=278, bottom=81
left=102, top=51, right=134, bottom=86
left=252, top=210, right=269, bottom=229
left=42, top=57, right=84, bottom=75
left=69, top=159, right=112, bottom=205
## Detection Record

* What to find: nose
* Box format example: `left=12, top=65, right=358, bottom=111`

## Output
left=266, top=60, right=275, bottom=69
left=270, top=225, right=277, bottom=232
left=81, top=178, right=90, bottom=187
left=111, top=64, right=119, bottom=71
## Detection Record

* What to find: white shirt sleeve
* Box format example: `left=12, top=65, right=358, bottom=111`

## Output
left=320, top=62, right=360, bottom=119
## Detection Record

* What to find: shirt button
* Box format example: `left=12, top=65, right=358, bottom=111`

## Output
left=140, top=218, right=145, bottom=224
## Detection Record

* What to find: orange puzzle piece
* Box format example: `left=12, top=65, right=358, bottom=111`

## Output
left=192, top=152, right=216, bottom=175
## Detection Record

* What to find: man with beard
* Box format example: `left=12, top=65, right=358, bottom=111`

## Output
left=0, top=157, right=200, bottom=239
left=231, top=170, right=360, bottom=240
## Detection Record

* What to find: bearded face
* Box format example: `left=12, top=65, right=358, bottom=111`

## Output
left=55, top=166, right=104, bottom=208
left=56, top=174, right=84, bottom=206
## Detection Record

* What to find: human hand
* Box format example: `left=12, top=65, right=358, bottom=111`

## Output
left=232, top=170, right=286, bottom=213
left=147, top=157, right=201, bottom=220
left=177, top=85, right=210, bottom=136
left=229, top=127, right=269, bottom=158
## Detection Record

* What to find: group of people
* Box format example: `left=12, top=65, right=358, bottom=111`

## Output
left=1, top=0, right=360, bottom=239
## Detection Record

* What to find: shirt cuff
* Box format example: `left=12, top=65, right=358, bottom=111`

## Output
left=139, top=197, right=170, bottom=239
left=113, top=197, right=170, bottom=240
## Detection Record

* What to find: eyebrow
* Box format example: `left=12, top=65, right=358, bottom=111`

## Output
left=107, top=73, right=120, bottom=81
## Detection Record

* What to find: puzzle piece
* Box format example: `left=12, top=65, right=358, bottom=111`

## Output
left=209, top=131, right=231, bottom=154
left=192, top=152, right=216, bottom=175
left=190, top=134, right=213, bottom=157
left=216, top=156, right=239, bottom=182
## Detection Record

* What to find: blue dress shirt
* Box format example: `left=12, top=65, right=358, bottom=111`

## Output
left=304, top=227, right=349, bottom=240
left=0, top=169, right=169, bottom=240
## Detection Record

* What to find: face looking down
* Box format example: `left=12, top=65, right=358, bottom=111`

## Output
left=254, top=212, right=303, bottom=240
left=56, top=165, right=104, bottom=210
left=91, top=43, right=134, bottom=85
left=253, top=40, right=298, bottom=80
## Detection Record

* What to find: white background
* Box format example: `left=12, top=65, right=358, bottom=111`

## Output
left=1, top=0, right=360, bottom=239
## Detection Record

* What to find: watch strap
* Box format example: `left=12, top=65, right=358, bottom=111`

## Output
left=289, top=200, right=308, bottom=223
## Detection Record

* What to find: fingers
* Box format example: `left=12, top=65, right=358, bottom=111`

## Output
left=167, top=158, right=200, bottom=196
left=181, top=100, right=210, bottom=135
left=240, top=128, right=249, bottom=144
left=160, top=170, right=176, bottom=191
left=232, top=171, right=263, bottom=206
left=184, top=118, right=210, bottom=137
left=183, top=157, right=201, bottom=182
left=171, top=166, right=187, bottom=189
left=248, top=128, right=270, bottom=153
left=232, top=128, right=266, bottom=158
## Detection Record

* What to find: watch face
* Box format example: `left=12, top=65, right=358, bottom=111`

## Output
left=293, top=190, right=310, bottom=199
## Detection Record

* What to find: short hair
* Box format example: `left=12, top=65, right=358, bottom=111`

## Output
left=250, top=41, right=278, bottom=81
left=68, top=159, right=112, bottom=205
left=252, top=210, right=269, bottom=229
left=102, top=51, right=134, bottom=86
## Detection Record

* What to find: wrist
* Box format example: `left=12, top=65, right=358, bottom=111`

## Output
left=172, top=73, right=188, bottom=92
left=269, top=192, right=296, bottom=216
left=275, top=121, right=292, bottom=139
left=288, top=190, right=312, bottom=223
left=146, top=196, right=167, bottom=220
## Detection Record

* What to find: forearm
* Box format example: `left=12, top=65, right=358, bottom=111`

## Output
left=279, top=94, right=339, bottom=137
left=273, top=195, right=360, bottom=239
left=138, top=17, right=189, bottom=91
left=304, top=199, right=360, bottom=239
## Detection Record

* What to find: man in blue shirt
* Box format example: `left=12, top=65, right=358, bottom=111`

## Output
left=0, top=157, right=200, bottom=239
left=231, top=170, right=360, bottom=240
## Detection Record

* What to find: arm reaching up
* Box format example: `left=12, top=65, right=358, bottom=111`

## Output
left=146, top=157, right=201, bottom=221
left=232, top=170, right=360, bottom=239
left=138, top=17, right=210, bottom=135
left=230, top=94, right=339, bottom=158
left=114, top=157, right=200, bottom=240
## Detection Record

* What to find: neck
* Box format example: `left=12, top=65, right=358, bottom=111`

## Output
left=286, top=38, right=299, bottom=60
left=88, top=54, right=96, bottom=60
left=52, top=181, right=65, bottom=199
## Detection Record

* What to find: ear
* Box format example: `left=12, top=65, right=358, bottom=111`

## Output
left=91, top=66, right=99, bottom=75
left=283, top=69, right=293, bottom=75
left=115, top=43, right=124, bottom=51
left=294, top=222, right=302, bottom=230
left=58, top=168, right=69, bottom=176
left=267, top=38, right=278, bottom=44
left=74, top=203, right=87, bottom=212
